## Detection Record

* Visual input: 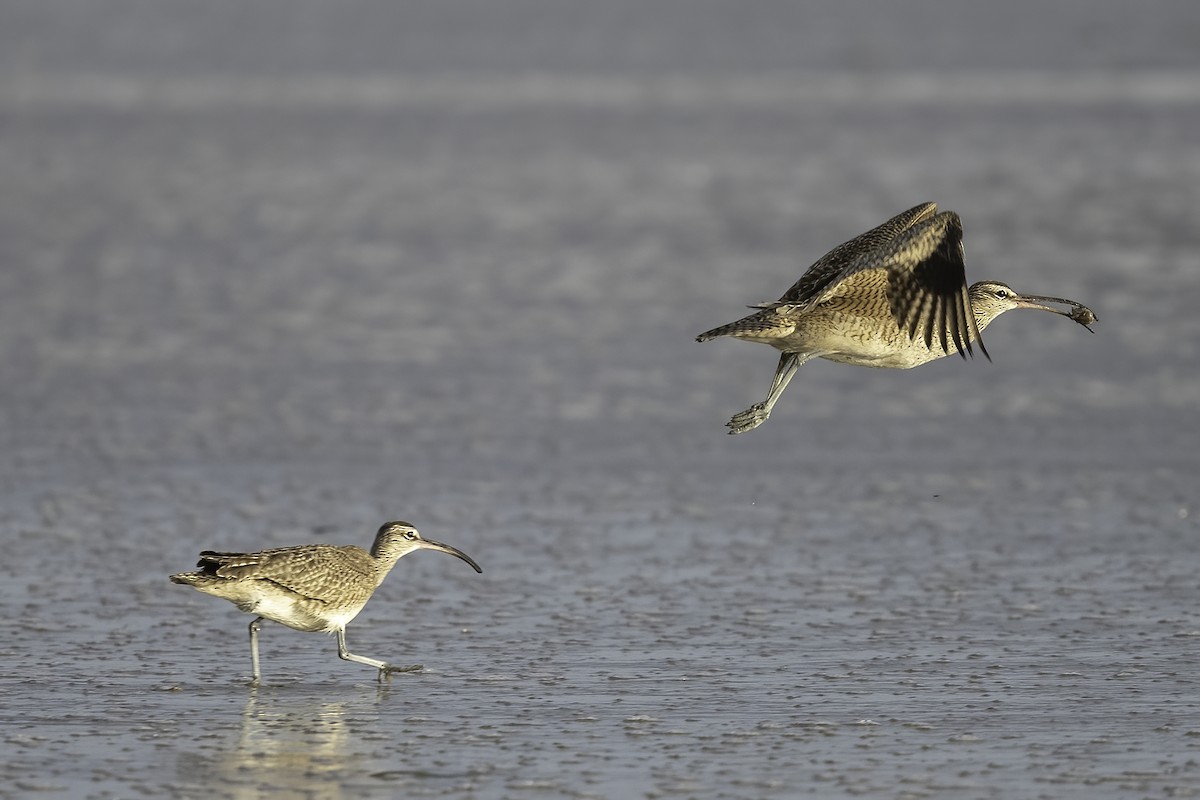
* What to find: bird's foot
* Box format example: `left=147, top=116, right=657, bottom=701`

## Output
left=378, top=663, right=424, bottom=682
left=726, top=404, right=770, bottom=435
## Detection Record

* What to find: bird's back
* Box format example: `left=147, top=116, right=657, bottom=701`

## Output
left=171, top=544, right=381, bottom=630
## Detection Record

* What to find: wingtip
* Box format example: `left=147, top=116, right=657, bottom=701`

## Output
left=956, top=322, right=973, bottom=360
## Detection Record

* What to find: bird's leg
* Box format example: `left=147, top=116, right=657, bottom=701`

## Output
left=726, top=352, right=807, bottom=435
left=336, top=628, right=422, bottom=681
left=248, top=616, right=264, bottom=685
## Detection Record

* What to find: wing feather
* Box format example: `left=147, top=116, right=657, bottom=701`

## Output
left=860, top=211, right=978, bottom=358
left=700, top=202, right=990, bottom=359
left=772, top=202, right=940, bottom=308
left=198, top=545, right=373, bottom=603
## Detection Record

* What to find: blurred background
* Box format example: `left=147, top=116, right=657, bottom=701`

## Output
left=1, top=1, right=1198, bottom=797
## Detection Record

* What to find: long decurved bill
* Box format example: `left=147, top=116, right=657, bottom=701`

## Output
left=419, top=538, right=483, bottom=573
left=1013, top=293, right=1098, bottom=332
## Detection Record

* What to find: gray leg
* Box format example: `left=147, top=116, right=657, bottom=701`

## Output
left=248, top=617, right=264, bottom=684
left=336, top=628, right=422, bottom=682
left=726, top=352, right=809, bottom=435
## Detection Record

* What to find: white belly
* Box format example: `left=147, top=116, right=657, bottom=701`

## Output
left=244, top=592, right=364, bottom=633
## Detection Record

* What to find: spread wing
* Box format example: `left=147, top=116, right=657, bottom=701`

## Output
left=844, top=211, right=984, bottom=359
left=765, top=201, right=940, bottom=308
left=698, top=202, right=984, bottom=358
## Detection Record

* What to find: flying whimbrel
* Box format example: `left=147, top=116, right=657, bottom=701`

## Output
left=696, top=202, right=1097, bottom=434
left=170, top=520, right=482, bottom=683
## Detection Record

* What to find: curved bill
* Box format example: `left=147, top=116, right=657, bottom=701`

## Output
left=1014, top=293, right=1098, bottom=332
left=419, top=538, right=483, bottom=573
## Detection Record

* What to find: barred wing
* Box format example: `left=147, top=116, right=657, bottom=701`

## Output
left=864, top=211, right=984, bottom=359
left=770, top=201, right=940, bottom=307
left=199, top=545, right=375, bottom=603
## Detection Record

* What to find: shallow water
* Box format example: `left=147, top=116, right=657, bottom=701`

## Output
left=2, top=2, right=1199, bottom=798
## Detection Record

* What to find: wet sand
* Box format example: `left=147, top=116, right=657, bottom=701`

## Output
left=1, top=2, right=1199, bottom=797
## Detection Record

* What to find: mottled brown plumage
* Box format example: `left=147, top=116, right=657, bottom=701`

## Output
left=697, top=202, right=1097, bottom=434
left=171, top=521, right=482, bottom=683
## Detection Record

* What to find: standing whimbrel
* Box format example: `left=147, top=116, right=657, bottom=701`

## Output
left=697, top=202, right=1097, bottom=434
left=170, top=521, right=482, bottom=683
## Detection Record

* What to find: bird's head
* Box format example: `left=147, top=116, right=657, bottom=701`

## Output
left=370, top=521, right=483, bottom=572
left=968, top=281, right=1097, bottom=333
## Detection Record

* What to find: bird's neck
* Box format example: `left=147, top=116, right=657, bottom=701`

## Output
left=971, top=309, right=1007, bottom=337
left=367, top=552, right=402, bottom=585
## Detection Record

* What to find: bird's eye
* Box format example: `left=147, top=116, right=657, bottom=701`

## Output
left=403, top=530, right=417, bottom=540
left=995, top=288, right=1009, bottom=298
